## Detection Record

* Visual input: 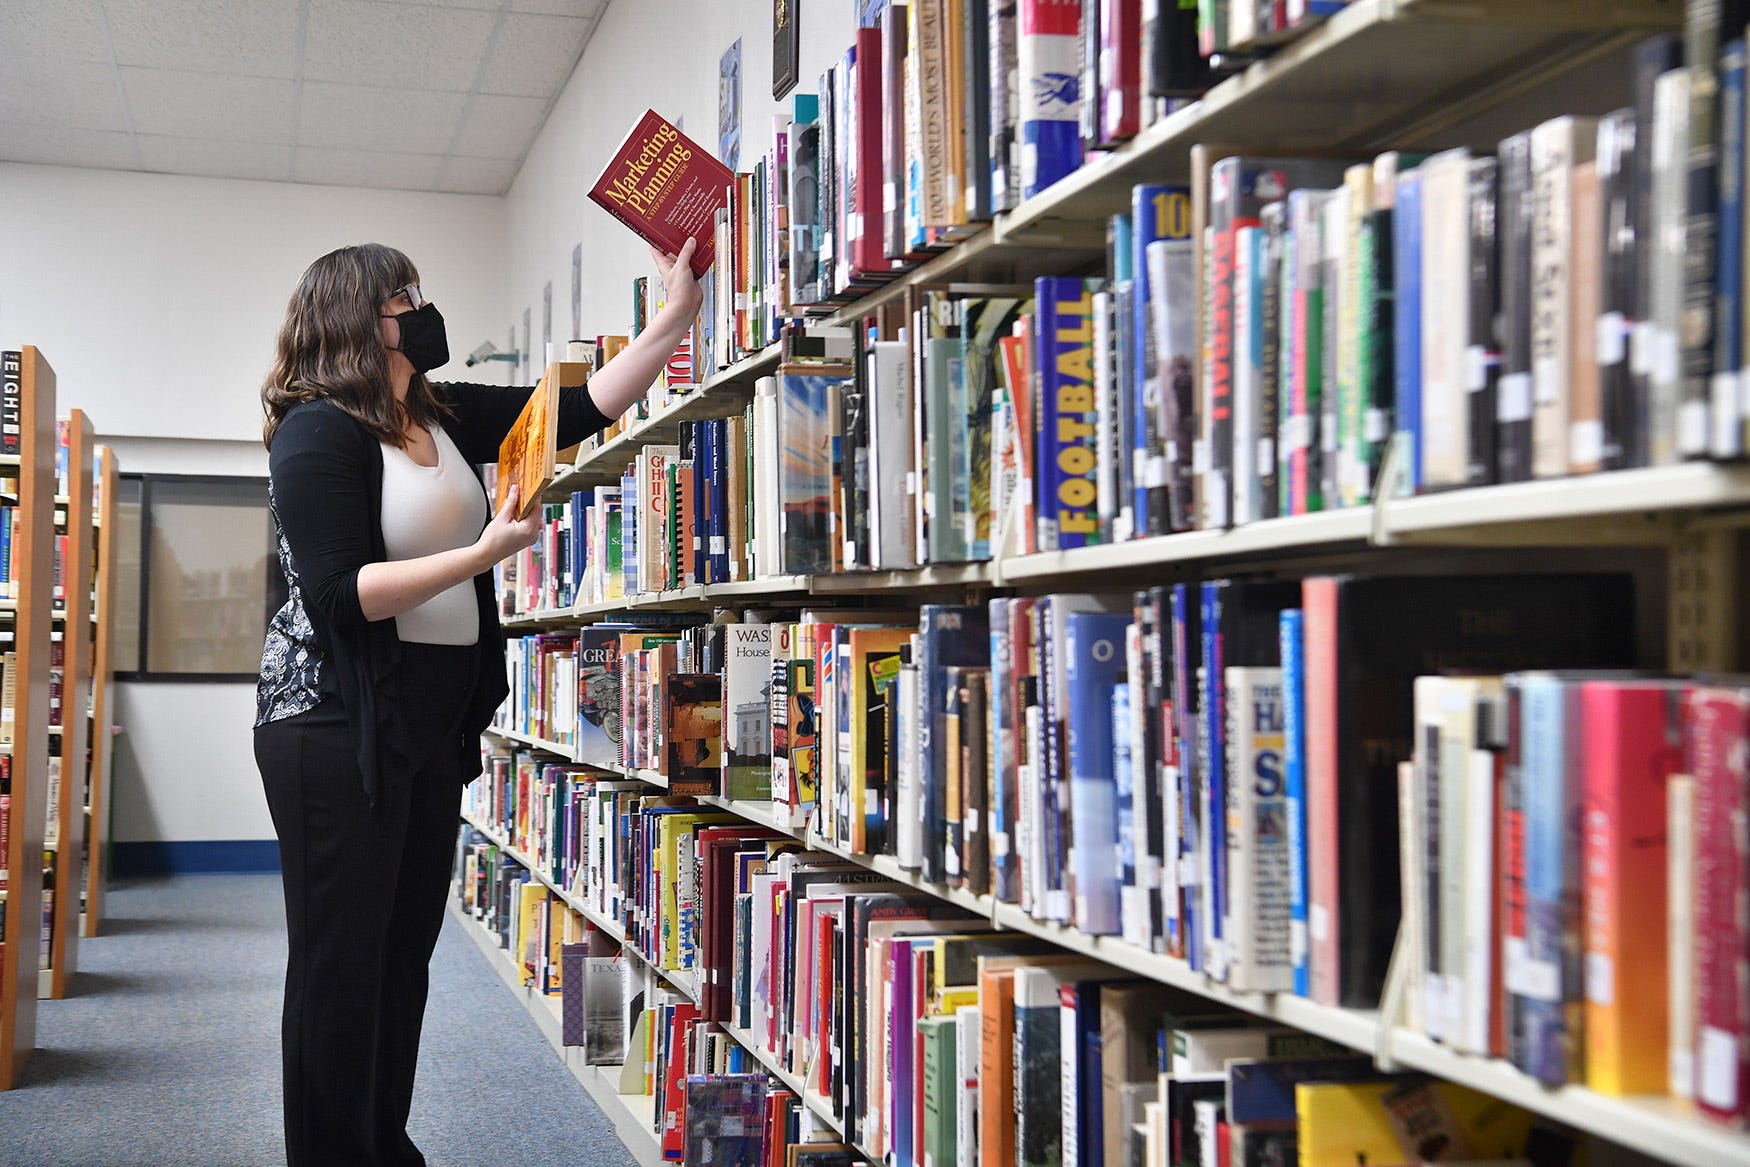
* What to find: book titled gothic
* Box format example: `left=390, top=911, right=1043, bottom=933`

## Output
left=588, top=109, right=733, bottom=278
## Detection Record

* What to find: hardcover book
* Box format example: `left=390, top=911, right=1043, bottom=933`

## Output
left=588, top=109, right=732, bottom=278
left=496, top=362, right=587, bottom=521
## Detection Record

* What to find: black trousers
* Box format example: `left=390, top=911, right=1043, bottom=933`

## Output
left=256, top=642, right=476, bottom=1167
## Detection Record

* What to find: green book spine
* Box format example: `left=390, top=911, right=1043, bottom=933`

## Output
left=921, top=1015, right=958, bottom=1167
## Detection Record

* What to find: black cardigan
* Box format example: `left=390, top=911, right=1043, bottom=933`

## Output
left=265, top=380, right=608, bottom=804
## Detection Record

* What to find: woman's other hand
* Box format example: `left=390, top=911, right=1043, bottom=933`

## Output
left=475, top=485, right=541, bottom=566
left=650, top=238, right=704, bottom=318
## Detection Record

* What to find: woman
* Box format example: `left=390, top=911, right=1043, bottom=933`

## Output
left=255, top=237, right=701, bottom=1167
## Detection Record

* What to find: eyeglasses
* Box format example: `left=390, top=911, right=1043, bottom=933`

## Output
left=380, top=282, right=428, bottom=316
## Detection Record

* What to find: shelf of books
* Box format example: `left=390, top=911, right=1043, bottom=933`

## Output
left=81, top=446, right=117, bottom=938
left=40, top=411, right=93, bottom=1000
left=0, top=348, right=61, bottom=1090
left=458, top=1, right=1750, bottom=1164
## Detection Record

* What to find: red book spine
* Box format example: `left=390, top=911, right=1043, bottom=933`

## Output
left=1688, top=685, right=1750, bottom=1124
left=1489, top=745, right=1510, bottom=1059
left=854, top=27, right=891, bottom=278
left=660, top=1006, right=700, bottom=1159
left=1501, top=681, right=1529, bottom=1064
left=1301, top=577, right=1339, bottom=1005
left=1581, top=681, right=1682, bottom=1095
left=1100, top=0, right=1142, bottom=143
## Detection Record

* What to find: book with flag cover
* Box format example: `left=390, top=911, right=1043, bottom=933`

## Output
left=588, top=108, right=732, bottom=278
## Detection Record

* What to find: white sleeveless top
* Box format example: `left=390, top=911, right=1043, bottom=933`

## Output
left=380, top=425, right=488, bottom=645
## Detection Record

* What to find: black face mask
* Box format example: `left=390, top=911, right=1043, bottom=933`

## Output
left=387, top=302, right=449, bottom=373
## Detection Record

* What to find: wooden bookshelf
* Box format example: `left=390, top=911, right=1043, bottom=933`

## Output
left=81, top=446, right=118, bottom=938
left=0, top=347, right=59, bottom=1090
left=40, top=411, right=93, bottom=998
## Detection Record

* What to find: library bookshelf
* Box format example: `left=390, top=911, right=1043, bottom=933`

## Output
left=457, top=1, right=1750, bottom=1164
left=41, top=410, right=94, bottom=1000
left=82, top=446, right=119, bottom=938
left=0, top=348, right=59, bottom=1090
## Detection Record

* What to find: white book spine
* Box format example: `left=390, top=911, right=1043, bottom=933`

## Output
left=1462, top=747, right=1497, bottom=1055
left=1669, top=772, right=1698, bottom=1098
left=1397, top=758, right=1426, bottom=1035
left=1224, top=666, right=1291, bottom=993
left=1061, top=991, right=1079, bottom=1167
left=1420, top=150, right=1472, bottom=489
left=1232, top=226, right=1259, bottom=526
left=1530, top=117, right=1596, bottom=477
left=1651, top=69, right=1692, bottom=466
left=956, top=1006, right=981, bottom=1167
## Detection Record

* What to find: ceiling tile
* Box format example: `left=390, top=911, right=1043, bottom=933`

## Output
left=370, top=0, right=501, bottom=7
left=451, top=94, right=547, bottom=161
left=105, top=0, right=301, bottom=80
left=298, top=82, right=467, bottom=154
left=0, top=59, right=129, bottom=133
left=0, top=0, right=111, bottom=64
left=138, top=136, right=293, bottom=181
left=436, top=155, right=518, bottom=195
left=476, top=12, right=587, bottom=99
left=0, top=122, right=139, bottom=169
left=121, top=68, right=296, bottom=144
left=302, top=0, right=497, bottom=92
left=294, top=145, right=443, bottom=190
left=510, top=0, right=601, bottom=15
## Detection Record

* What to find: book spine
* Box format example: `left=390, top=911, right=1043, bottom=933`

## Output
left=1568, top=160, right=1605, bottom=475
left=1336, top=164, right=1371, bottom=509
left=1512, top=676, right=1572, bottom=1086
left=1231, top=225, right=1260, bottom=526
left=1206, top=159, right=1239, bottom=529
left=1259, top=201, right=1284, bottom=520
left=1199, top=582, right=1228, bottom=980
left=1718, top=39, right=1748, bottom=459
left=1651, top=68, right=1692, bottom=465
left=1018, top=0, right=1084, bottom=199
left=1392, top=170, right=1424, bottom=493
left=1682, top=2, right=1722, bottom=461
left=1100, top=0, right=1142, bottom=143
left=1038, top=279, right=1100, bottom=549
left=855, top=27, right=891, bottom=277
left=1067, top=612, right=1128, bottom=935
left=1670, top=771, right=1699, bottom=1099
left=1141, top=190, right=1197, bottom=534
left=1286, top=191, right=1324, bottom=514
left=1094, top=285, right=1119, bottom=540
left=989, top=0, right=1019, bottom=214
left=1688, top=686, right=1750, bottom=1123
left=1478, top=134, right=1527, bottom=483
left=964, top=0, right=993, bottom=223
left=0, top=352, right=18, bottom=457
left=1279, top=609, right=1309, bottom=996
left=1301, top=577, right=1338, bottom=1004
left=1463, top=157, right=1501, bottom=487
left=1318, top=187, right=1345, bottom=508
left=1530, top=119, right=1591, bottom=478
left=1170, top=583, right=1201, bottom=970
left=1226, top=666, right=1290, bottom=993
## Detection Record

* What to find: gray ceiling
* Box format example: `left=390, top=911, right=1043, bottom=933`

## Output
left=0, top=0, right=610, bottom=195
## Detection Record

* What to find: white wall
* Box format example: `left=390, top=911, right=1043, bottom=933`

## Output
left=0, top=163, right=513, bottom=845
left=0, top=162, right=514, bottom=443
left=502, top=0, right=857, bottom=355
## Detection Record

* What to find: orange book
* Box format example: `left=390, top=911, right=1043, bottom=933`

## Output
left=1581, top=678, right=1686, bottom=1094
left=495, top=361, right=586, bottom=520
left=977, top=965, right=1018, bottom=1167
left=587, top=109, right=731, bottom=279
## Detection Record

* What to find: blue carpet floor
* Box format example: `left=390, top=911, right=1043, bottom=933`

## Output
left=0, top=874, right=638, bottom=1167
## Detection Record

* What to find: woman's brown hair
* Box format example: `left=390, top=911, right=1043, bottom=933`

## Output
left=261, top=243, right=450, bottom=449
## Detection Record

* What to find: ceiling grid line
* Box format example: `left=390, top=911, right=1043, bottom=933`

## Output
left=0, top=0, right=610, bottom=195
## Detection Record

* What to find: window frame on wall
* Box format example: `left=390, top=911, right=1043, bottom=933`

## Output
left=113, top=472, right=286, bottom=684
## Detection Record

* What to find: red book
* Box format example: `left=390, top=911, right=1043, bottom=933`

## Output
left=1100, top=0, right=1143, bottom=143
left=587, top=109, right=731, bottom=278
left=852, top=26, right=891, bottom=278
left=1581, top=679, right=1686, bottom=1096
left=1686, top=684, right=1750, bottom=1125
left=659, top=1005, right=701, bottom=1159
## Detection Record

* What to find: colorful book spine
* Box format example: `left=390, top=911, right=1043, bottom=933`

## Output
left=1392, top=169, right=1423, bottom=493
left=1280, top=609, right=1310, bottom=996
left=1017, top=0, right=1083, bottom=199
left=1035, top=277, right=1100, bottom=551
left=1200, top=581, right=1228, bottom=980
left=1226, top=666, right=1291, bottom=993
left=1688, top=685, right=1750, bottom=1123
left=1066, top=610, right=1132, bottom=936
left=1512, top=674, right=1574, bottom=1087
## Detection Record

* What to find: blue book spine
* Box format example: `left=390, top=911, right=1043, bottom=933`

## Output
left=1017, top=0, right=1084, bottom=199
left=1279, top=608, right=1309, bottom=996
left=1132, top=184, right=1192, bottom=528
left=1113, top=682, right=1136, bottom=932
left=1077, top=983, right=1104, bottom=1167
left=1394, top=168, right=1424, bottom=492
left=570, top=489, right=590, bottom=606
left=1111, top=212, right=1135, bottom=538
left=709, top=419, right=731, bottom=583
left=1036, top=276, right=1099, bottom=550
left=1171, top=582, right=1198, bottom=971
left=1199, top=581, right=1227, bottom=979
left=1517, top=674, right=1570, bottom=1086
left=920, top=605, right=990, bottom=884
left=1066, top=609, right=1132, bottom=935
left=1718, top=39, right=1746, bottom=456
